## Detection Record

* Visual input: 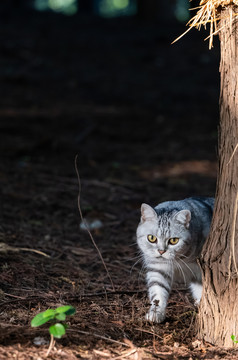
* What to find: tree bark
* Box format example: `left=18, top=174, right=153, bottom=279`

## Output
left=197, top=6, right=238, bottom=347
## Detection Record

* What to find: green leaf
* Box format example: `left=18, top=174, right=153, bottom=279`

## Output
left=31, top=313, right=54, bottom=327
left=43, top=309, right=56, bottom=318
left=55, top=305, right=76, bottom=316
left=49, top=323, right=66, bottom=339
left=64, top=307, right=76, bottom=316
left=231, top=335, right=238, bottom=343
left=55, top=313, right=66, bottom=321
left=31, top=306, right=75, bottom=328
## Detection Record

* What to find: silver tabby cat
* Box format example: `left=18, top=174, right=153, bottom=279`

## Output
left=136, top=197, right=214, bottom=323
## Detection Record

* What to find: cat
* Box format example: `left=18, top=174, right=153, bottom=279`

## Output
left=136, top=197, right=214, bottom=323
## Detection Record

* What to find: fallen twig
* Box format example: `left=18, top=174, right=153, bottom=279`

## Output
left=0, top=242, right=49, bottom=257
left=69, top=328, right=130, bottom=347
left=3, top=293, right=27, bottom=300
left=74, top=155, right=115, bottom=291
left=134, top=327, right=163, bottom=339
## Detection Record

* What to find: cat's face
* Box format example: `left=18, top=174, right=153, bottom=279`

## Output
left=136, top=203, right=191, bottom=261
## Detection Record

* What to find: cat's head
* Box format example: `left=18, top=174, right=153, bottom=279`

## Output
left=136, top=203, right=191, bottom=261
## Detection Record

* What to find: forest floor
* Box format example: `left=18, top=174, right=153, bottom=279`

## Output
left=0, top=8, right=237, bottom=360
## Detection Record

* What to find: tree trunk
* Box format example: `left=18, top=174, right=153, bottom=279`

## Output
left=197, top=6, right=238, bottom=347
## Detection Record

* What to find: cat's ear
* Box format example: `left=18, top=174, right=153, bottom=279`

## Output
left=141, top=204, right=157, bottom=223
left=174, top=210, right=191, bottom=229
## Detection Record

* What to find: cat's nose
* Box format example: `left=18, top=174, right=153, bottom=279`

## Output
left=158, top=250, right=165, bottom=255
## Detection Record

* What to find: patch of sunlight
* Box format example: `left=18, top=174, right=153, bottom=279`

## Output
left=175, top=0, right=190, bottom=22
left=99, top=0, right=136, bottom=18
left=112, top=0, right=129, bottom=9
left=34, top=0, right=77, bottom=15
left=35, top=0, right=48, bottom=11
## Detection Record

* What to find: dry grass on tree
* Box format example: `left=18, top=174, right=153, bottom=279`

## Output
left=175, top=0, right=238, bottom=48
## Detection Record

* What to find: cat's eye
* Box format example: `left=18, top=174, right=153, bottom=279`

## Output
left=168, top=237, right=179, bottom=245
left=147, top=234, right=157, bottom=243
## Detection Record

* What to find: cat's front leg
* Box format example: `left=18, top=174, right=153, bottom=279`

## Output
left=189, top=281, right=202, bottom=305
left=145, top=265, right=173, bottom=323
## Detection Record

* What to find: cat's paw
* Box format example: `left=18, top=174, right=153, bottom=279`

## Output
left=145, top=307, right=166, bottom=323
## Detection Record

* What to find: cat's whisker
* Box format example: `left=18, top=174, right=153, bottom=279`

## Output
left=129, top=242, right=139, bottom=247
left=137, top=263, right=146, bottom=285
left=179, top=253, right=189, bottom=259
left=179, top=253, right=196, bottom=262
left=179, top=258, right=196, bottom=278
left=130, top=256, right=144, bottom=275
left=174, top=260, right=187, bottom=284
left=127, top=254, right=143, bottom=261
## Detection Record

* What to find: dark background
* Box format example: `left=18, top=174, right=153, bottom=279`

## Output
left=0, top=0, right=219, bottom=197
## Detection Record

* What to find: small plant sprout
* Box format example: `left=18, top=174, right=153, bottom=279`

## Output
left=231, top=335, right=238, bottom=344
left=31, top=305, right=76, bottom=357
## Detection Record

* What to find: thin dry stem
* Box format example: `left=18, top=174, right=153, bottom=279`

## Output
left=46, top=333, right=55, bottom=358
left=74, top=155, right=115, bottom=291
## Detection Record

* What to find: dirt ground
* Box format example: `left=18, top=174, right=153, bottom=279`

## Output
left=0, top=7, right=237, bottom=360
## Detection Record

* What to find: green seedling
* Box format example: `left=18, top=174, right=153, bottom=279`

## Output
left=31, top=305, right=76, bottom=356
left=231, top=335, right=238, bottom=344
